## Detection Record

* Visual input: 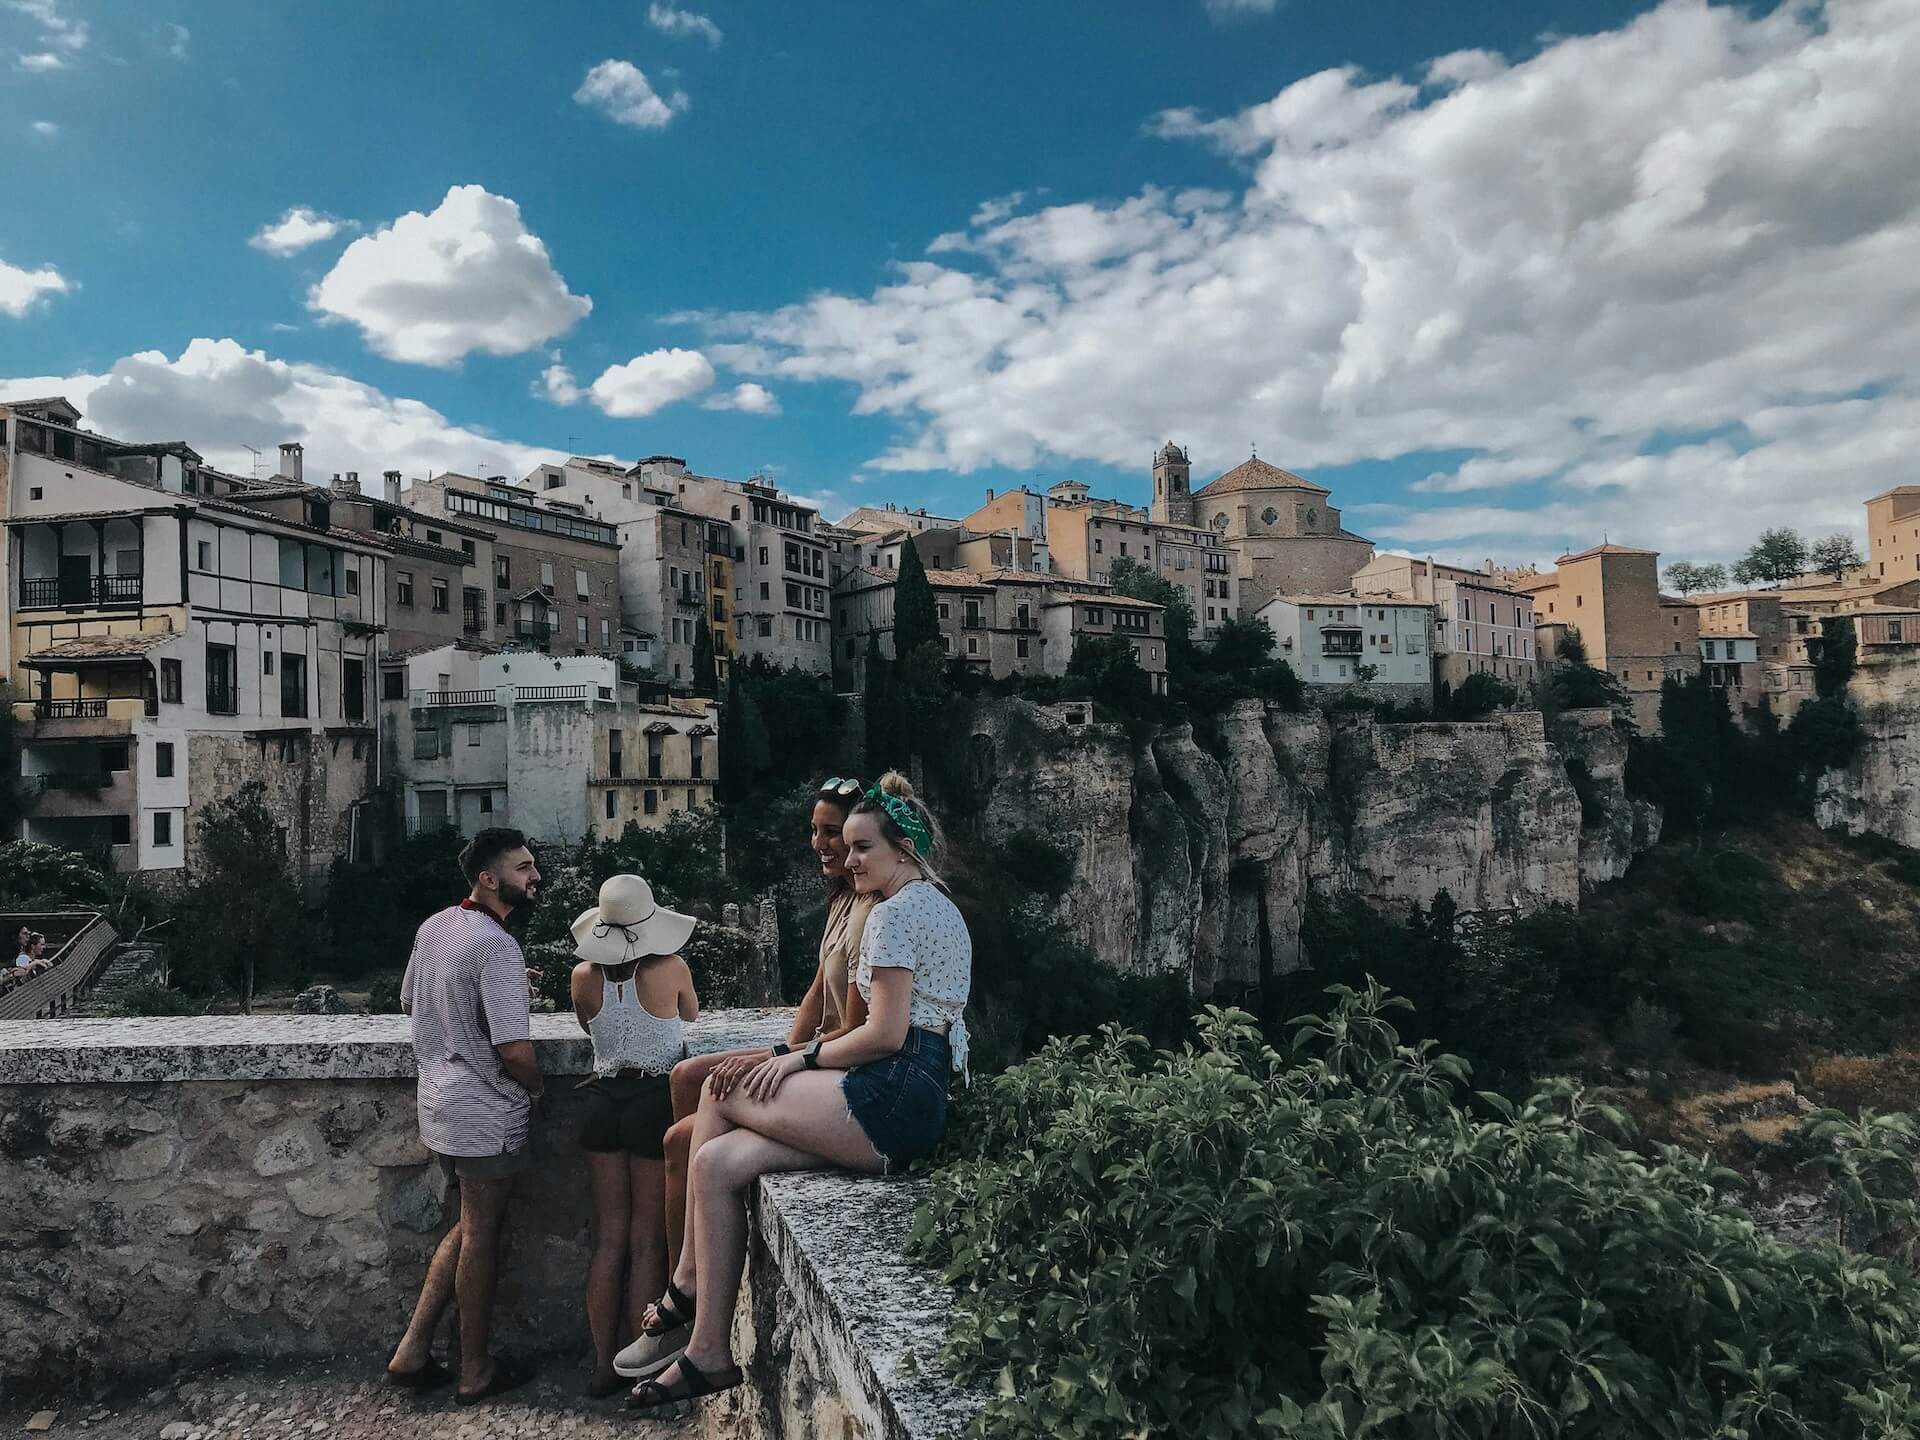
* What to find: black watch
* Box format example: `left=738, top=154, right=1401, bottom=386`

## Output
left=801, top=1039, right=824, bottom=1070
left=770, top=1042, right=791, bottom=1057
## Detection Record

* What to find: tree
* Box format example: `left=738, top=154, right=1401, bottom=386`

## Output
left=0, top=841, right=109, bottom=911
left=1731, top=527, right=1809, bottom=587
left=716, top=665, right=769, bottom=803
left=1447, top=671, right=1518, bottom=719
left=691, top=620, right=718, bottom=698
left=177, top=783, right=302, bottom=1010
left=1814, top=614, right=1858, bottom=699
left=1107, top=556, right=1194, bottom=649
left=1663, top=561, right=1729, bottom=596
left=1537, top=626, right=1632, bottom=718
left=1066, top=632, right=1152, bottom=716
left=892, top=538, right=940, bottom=659
left=1808, top=533, right=1864, bottom=584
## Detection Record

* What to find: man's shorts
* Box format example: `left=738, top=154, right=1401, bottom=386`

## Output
left=435, top=1145, right=532, bottom=1184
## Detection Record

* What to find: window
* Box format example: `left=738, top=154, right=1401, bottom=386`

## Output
left=757, top=617, right=772, bottom=637
left=431, top=578, right=449, bottom=613
left=263, top=650, right=275, bottom=676
left=480, top=791, right=494, bottom=814
left=606, top=789, right=617, bottom=820
left=609, top=729, right=624, bottom=779
left=152, top=741, right=176, bottom=779
left=280, top=654, right=308, bottom=718
left=496, top=555, right=511, bottom=589
left=345, top=568, right=359, bottom=596
left=758, top=547, right=769, bottom=566
left=786, top=583, right=802, bottom=607
left=396, top=571, right=414, bottom=607
left=462, top=539, right=475, bottom=561
left=690, top=737, right=704, bottom=780
left=160, top=659, right=181, bottom=704
left=967, top=636, right=979, bottom=655
left=577, top=616, right=588, bottom=645
left=153, top=812, right=172, bottom=847
left=383, top=669, right=405, bottom=700
left=644, top=789, right=659, bottom=816
left=29, top=485, right=42, bottom=500
left=1016, top=636, right=1030, bottom=658
left=427, top=529, right=442, bottom=545
left=601, top=618, right=611, bottom=649
left=541, top=561, right=555, bottom=593
left=576, top=567, right=589, bottom=599
left=109, top=815, right=131, bottom=847
left=414, top=728, right=439, bottom=759
left=206, top=643, right=237, bottom=714
left=759, top=582, right=770, bottom=601
left=465, top=721, right=481, bottom=748
left=197, top=540, right=213, bottom=570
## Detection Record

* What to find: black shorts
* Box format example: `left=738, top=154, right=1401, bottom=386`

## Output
left=577, top=1072, right=674, bottom=1157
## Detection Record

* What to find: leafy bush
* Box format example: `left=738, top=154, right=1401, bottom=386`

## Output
left=0, top=841, right=109, bottom=911
left=113, top=980, right=201, bottom=1016
left=996, top=829, right=1077, bottom=899
left=913, top=987, right=1920, bottom=1440
left=1447, top=671, right=1517, bottom=720
left=681, top=924, right=761, bottom=1009
left=366, top=974, right=403, bottom=1015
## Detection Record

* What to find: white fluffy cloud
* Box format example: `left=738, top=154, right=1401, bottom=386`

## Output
left=8, top=0, right=86, bottom=51
left=588, top=349, right=715, bottom=417
left=29, top=119, right=56, bottom=137
left=1205, top=0, right=1281, bottom=19
left=703, top=382, right=780, bottom=415
left=308, top=185, right=592, bottom=366
left=0, top=338, right=558, bottom=481
left=15, top=50, right=64, bottom=70
left=706, top=0, right=1920, bottom=567
left=538, top=360, right=583, bottom=406
left=575, top=59, right=689, bottom=130
left=0, top=256, right=69, bottom=315
left=647, top=3, right=723, bottom=47
left=250, top=207, right=349, bottom=257
left=161, top=22, right=188, bottom=60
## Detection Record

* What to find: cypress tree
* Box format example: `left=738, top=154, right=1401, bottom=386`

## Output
left=893, top=538, right=940, bottom=659
left=692, top=621, right=719, bottom=698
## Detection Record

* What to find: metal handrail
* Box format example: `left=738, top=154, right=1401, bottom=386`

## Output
left=34, top=698, right=109, bottom=719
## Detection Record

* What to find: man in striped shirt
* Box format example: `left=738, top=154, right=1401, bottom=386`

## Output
left=386, top=828, right=545, bottom=1405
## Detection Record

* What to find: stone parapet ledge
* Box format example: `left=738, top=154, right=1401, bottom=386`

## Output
left=709, top=1170, right=988, bottom=1440
left=0, top=1008, right=793, bottom=1085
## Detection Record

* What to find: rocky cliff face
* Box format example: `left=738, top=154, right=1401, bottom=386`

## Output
left=1815, top=653, right=1920, bottom=847
left=956, top=699, right=1660, bottom=997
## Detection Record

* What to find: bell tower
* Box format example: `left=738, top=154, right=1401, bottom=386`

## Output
left=1151, top=442, right=1192, bottom=526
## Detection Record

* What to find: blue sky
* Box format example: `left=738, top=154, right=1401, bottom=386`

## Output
left=3, top=0, right=1916, bottom=569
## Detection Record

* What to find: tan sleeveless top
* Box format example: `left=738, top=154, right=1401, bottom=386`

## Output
left=818, top=887, right=877, bottom=1036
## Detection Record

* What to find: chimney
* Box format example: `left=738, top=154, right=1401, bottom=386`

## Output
left=333, top=470, right=361, bottom=497
left=384, top=470, right=401, bottom=504
left=279, top=442, right=304, bottom=484
left=986, top=488, right=995, bottom=502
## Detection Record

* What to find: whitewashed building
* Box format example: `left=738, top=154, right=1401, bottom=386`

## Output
left=1255, top=593, right=1434, bottom=705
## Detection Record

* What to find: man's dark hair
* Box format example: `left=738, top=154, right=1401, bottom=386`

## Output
left=459, top=827, right=529, bottom=886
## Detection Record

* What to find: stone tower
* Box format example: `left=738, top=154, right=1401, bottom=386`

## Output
left=1151, top=442, right=1192, bottom=526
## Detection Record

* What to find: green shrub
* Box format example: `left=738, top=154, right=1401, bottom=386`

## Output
left=913, top=986, right=1920, bottom=1440
left=113, top=980, right=201, bottom=1016
left=996, top=830, right=1077, bottom=899
left=366, top=975, right=403, bottom=1015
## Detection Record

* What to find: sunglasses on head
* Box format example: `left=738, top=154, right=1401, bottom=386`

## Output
left=819, top=776, right=862, bottom=797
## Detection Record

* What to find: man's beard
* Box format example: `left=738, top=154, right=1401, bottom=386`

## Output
left=497, top=880, right=539, bottom=912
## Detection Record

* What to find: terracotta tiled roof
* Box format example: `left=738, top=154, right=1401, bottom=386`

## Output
left=1192, top=456, right=1327, bottom=499
left=26, top=631, right=181, bottom=663
left=1047, top=592, right=1164, bottom=611
left=1267, top=592, right=1426, bottom=607
left=921, top=568, right=996, bottom=590
left=1557, top=543, right=1658, bottom=563
left=4, top=507, right=173, bottom=527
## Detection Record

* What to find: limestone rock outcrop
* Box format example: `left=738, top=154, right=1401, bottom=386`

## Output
left=1815, top=653, right=1920, bottom=847
left=951, top=698, right=1659, bottom=997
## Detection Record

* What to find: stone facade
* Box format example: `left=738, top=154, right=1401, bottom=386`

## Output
left=952, top=697, right=1659, bottom=996
left=0, top=1011, right=786, bottom=1398
left=1815, top=649, right=1920, bottom=848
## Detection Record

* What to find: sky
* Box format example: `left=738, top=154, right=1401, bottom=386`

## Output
left=2, top=0, right=1916, bottom=571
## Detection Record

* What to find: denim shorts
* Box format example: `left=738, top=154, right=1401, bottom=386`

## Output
left=842, top=1027, right=950, bottom=1173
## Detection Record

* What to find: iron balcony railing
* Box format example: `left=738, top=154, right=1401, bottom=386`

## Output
left=515, top=620, right=555, bottom=645
left=416, top=688, right=502, bottom=707
left=18, top=575, right=143, bottom=610
left=35, top=772, right=112, bottom=793
left=516, top=684, right=593, bottom=702
left=33, top=698, right=109, bottom=719
left=1322, top=641, right=1364, bottom=658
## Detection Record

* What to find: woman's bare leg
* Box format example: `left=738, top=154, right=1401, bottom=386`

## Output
left=655, top=1073, right=884, bottom=1390
left=626, top=1155, right=667, bottom=1343
left=584, top=1152, right=631, bottom=1389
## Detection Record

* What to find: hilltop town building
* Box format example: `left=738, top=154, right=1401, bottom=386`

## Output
left=1513, top=544, right=1700, bottom=733
left=1351, top=554, right=1537, bottom=689
left=3, top=398, right=380, bottom=888
left=521, top=456, right=734, bottom=687
left=382, top=646, right=718, bottom=841
left=1867, top=486, right=1920, bottom=583
left=1254, top=594, right=1435, bottom=705
left=965, top=474, right=1235, bottom=640
left=831, top=563, right=1060, bottom=690
left=403, top=472, right=621, bottom=662
left=1171, top=450, right=1374, bottom=614
left=837, top=503, right=961, bottom=537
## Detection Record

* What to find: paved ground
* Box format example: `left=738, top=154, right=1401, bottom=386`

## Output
left=2, top=1358, right=702, bottom=1440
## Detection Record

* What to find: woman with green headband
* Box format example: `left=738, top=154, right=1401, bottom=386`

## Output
left=626, top=770, right=972, bottom=1413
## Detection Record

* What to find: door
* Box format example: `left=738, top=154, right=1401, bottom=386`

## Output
left=58, top=553, right=93, bottom=605
left=416, top=790, right=448, bottom=832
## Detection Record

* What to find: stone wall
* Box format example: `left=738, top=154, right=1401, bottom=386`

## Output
left=944, top=698, right=1659, bottom=998
left=186, top=728, right=376, bottom=898
left=0, top=1010, right=785, bottom=1399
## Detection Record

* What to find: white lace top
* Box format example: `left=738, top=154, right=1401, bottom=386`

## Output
left=587, top=976, right=687, bottom=1077
left=855, top=879, right=973, bottom=1078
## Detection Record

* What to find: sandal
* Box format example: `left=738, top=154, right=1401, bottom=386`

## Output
left=626, top=1353, right=743, bottom=1414
left=454, top=1355, right=537, bottom=1406
left=385, top=1357, right=454, bottom=1392
left=614, top=1281, right=695, bottom=1377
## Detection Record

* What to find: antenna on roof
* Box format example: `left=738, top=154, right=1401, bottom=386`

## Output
left=241, top=444, right=261, bottom=477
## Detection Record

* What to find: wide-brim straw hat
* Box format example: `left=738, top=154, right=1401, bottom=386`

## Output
left=570, top=874, right=696, bottom=965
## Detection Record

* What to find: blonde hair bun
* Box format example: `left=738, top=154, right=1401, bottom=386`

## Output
left=876, top=770, right=916, bottom=801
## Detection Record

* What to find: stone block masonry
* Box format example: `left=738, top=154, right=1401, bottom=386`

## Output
left=0, top=1011, right=787, bottom=1397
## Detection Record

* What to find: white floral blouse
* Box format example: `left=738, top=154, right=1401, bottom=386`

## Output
left=854, top=878, right=973, bottom=1078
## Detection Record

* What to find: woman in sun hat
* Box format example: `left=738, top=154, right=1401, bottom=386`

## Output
left=568, top=873, right=700, bottom=1398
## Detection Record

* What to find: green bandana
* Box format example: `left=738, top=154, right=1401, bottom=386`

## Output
left=863, top=785, right=932, bottom=857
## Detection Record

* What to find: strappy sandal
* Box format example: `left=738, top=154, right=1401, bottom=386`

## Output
left=625, top=1353, right=743, bottom=1414
left=613, top=1280, right=696, bottom=1377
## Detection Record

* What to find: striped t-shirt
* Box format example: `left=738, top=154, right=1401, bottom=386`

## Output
left=401, top=902, right=533, bottom=1157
